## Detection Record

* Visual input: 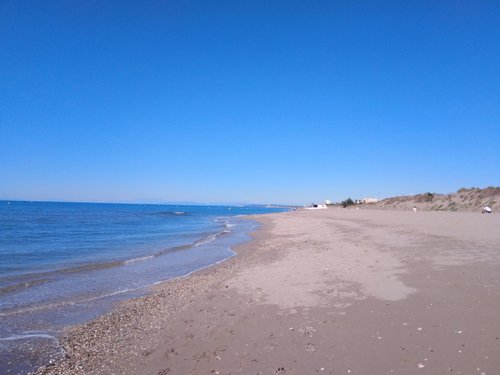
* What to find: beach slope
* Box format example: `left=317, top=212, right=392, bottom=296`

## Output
left=39, top=209, right=500, bottom=375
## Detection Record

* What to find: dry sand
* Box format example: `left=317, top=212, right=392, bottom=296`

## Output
left=38, top=209, right=500, bottom=375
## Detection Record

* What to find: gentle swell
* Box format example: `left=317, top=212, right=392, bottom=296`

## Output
left=0, top=286, right=146, bottom=317
left=0, top=227, right=235, bottom=299
left=0, top=278, right=51, bottom=298
left=0, top=261, right=123, bottom=298
left=153, top=211, right=187, bottom=217
left=124, top=255, right=155, bottom=264
left=194, top=230, right=231, bottom=247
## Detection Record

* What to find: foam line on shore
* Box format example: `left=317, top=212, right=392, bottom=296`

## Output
left=0, top=332, right=59, bottom=342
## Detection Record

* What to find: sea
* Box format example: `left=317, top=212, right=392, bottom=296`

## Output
left=0, top=201, right=288, bottom=374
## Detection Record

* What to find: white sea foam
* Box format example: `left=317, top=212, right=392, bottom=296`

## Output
left=195, top=233, right=218, bottom=247
left=124, top=255, right=154, bottom=264
left=0, top=332, right=58, bottom=342
left=194, top=228, right=232, bottom=247
left=83, top=288, right=134, bottom=302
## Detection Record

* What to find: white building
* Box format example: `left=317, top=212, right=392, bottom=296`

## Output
left=362, top=197, right=378, bottom=203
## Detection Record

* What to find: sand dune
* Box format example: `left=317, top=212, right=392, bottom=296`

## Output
left=368, top=187, right=499, bottom=212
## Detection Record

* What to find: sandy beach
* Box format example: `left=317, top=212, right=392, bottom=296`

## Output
left=37, top=209, right=500, bottom=375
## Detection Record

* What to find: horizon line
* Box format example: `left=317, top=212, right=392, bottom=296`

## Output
left=0, top=198, right=298, bottom=208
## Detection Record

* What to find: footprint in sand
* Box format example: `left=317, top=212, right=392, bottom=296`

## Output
left=305, top=342, right=316, bottom=352
left=163, top=348, right=177, bottom=358
left=299, top=326, right=316, bottom=337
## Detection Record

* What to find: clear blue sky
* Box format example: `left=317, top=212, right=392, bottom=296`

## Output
left=1, top=1, right=499, bottom=205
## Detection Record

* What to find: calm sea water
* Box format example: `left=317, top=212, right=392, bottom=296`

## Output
left=0, top=201, right=287, bottom=374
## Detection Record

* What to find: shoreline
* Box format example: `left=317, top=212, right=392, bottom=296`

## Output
left=0, top=217, right=247, bottom=303
left=2, top=213, right=269, bottom=375
left=37, top=209, right=500, bottom=374
left=35, top=214, right=276, bottom=375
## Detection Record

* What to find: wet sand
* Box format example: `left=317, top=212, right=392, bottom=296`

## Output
left=37, top=209, right=500, bottom=375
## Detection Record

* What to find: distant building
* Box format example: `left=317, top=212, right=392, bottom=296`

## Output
left=362, top=197, right=378, bottom=204
left=305, top=203, right=328, bottom=210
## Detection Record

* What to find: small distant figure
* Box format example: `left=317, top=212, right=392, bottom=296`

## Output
left=482, top=206, right=492, bottom=214
left=413, top=206, right=417, bottom=213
